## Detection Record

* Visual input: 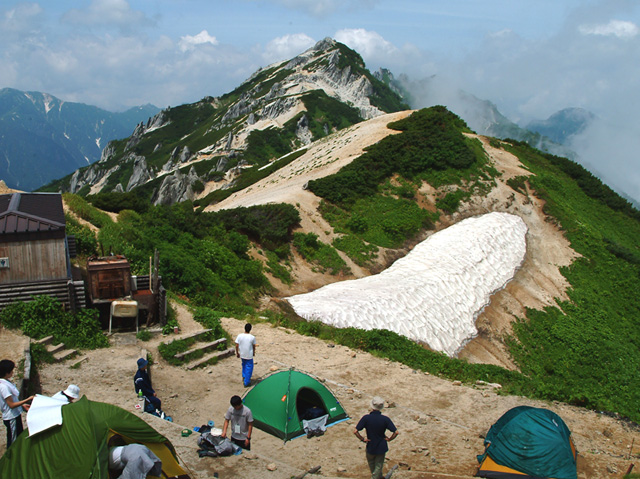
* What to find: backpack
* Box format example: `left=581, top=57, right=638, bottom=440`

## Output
left=198, top=433, right=236, bottom=456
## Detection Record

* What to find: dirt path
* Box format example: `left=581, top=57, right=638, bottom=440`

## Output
left=3, top=303, right=634, bottom=479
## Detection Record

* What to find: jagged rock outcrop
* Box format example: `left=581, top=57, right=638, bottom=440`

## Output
left=152, top=166, right=199, bottom=205
left=70, top=163, right=115, bottom=193
left=178, top=146, right=191, bottom=163
left=100, top=143, right=117, bottom=163
left=296, top=115, right=313, bottom=145
left=126, top=156, right=153, bottom=191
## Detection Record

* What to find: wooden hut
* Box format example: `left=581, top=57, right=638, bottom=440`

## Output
left=0, top=193, right=84, bottom=310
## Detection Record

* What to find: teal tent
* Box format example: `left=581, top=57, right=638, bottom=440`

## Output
left=476, top=406, right=577, bottom=479
left=242, top=369, right=348, bottom=441
left=0, top=397, right=189, bottom=479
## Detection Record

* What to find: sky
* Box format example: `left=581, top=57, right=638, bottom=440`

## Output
left=1, top=0, right=639, bottom=201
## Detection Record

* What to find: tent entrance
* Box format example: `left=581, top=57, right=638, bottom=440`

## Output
left=296, top=387, right=327, bottom=421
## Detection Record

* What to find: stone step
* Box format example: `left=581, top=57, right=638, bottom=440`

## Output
left=53, top=349, right=78, bottom=362
left=35, top=335, right=54, bottom=346
left=173, top=329, right=212, bottom=343
left=47, top=343, right=65, bottom=355
left=174, top=338, right=227, bottom=360
left=186, top=347, right=235, bottom=370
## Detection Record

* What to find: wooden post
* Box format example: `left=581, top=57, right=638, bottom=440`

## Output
left=67, top=280, right=77, bottom=314
left=152, top=249, right=159, bottom=294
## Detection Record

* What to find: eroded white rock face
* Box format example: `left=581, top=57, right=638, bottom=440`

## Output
left=286, top=212, right=528, bottom=356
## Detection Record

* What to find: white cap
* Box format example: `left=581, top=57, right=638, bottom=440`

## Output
left=63, top=384, right=80, bottom=399
left=370, top=396, right=385, bottom=411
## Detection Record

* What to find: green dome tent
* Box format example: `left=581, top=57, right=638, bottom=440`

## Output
left=0, top=396, right=189, bottom=479
left=242, top=369, right=348, bottom=441
left=476, top=406, right=577, bottom=479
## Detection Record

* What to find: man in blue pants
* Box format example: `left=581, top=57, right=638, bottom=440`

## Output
left=235, top=323, right=256, bottom=387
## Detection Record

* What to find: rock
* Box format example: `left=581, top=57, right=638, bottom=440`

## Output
left=266, top=463, right=277, bottom=471
left=416, top=416, right=428, bottom=425
left=452, top=380, right=462, bottom=386
left=270, top=365, right=279, bottom=371
left=387, top=401, right=396, bottom=408
left=337, top=466, right=347, bottom=472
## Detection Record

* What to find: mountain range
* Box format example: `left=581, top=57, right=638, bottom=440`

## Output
left=39, top=39, right=596, bottom=208
left=0, top=88, right=159, bottom=191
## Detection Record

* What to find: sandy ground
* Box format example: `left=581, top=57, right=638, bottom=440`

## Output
left=1, top=304, right=638, bottom=479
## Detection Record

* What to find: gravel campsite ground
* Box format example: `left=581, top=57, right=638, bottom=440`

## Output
left=1, top=302, right=638, bottom=479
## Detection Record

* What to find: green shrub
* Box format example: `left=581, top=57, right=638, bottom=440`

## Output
left=62, top=193, right=113, bottom=228
left=136, top=330, right=152, bottom=341
left=293, top=232, right=350, bottom=275
left=506, top=176, right=528, bottom=195
left=0, top=296, right=108, bottom=350
left=308, top=107, right=477, bottom=205
left=265, top=250, right=292, bottom=285
left=65, top=214, right=98, bottom=256
left=87, top=192, right=150, bottom=214
left=332, top=234, right=378, bottom=266
left=436, top=189, right=468, bottom=214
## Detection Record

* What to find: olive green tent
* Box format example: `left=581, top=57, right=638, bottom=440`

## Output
left=242, top=369, right=348, bottom=441
left=0, top=396, right=189, bottom=479
left=476, top=406, right=577, bottom=479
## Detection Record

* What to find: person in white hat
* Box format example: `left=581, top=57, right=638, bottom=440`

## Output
left=52, top=384, right=80, bottom=403
left=353, top=396, right=398, bottom=479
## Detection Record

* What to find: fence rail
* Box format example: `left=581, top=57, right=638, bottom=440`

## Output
left=0, top=279, right=86, bottom=311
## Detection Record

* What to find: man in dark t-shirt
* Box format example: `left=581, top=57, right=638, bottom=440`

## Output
left=354, top=396, right=398, bottom=479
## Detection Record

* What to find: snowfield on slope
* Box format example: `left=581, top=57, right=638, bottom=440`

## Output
left=287, top=212, right=528, bottom=355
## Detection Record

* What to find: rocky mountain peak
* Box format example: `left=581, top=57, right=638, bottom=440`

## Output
left=48, top=39, right=408, bottom=205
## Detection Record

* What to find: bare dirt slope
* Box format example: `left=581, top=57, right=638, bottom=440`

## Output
left=205, top=112, right=578, bottom=370
left=2, top=305, right=637, bottom=479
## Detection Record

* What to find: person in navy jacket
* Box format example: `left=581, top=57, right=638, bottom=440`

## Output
left=354, top=396, right=398, bottom=479
left=134, top=358, right=162, bottom=413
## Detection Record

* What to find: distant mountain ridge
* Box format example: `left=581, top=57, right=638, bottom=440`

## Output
left=0, top=88, right=159, bottom=191
left=526, top=107, right=595, bottom=144
left=44, top=38, right=409, bottom=205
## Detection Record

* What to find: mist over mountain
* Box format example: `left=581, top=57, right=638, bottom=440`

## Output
left=0, top=88, right=159, bottom=191
left=526, top=107, right=595, bottom=144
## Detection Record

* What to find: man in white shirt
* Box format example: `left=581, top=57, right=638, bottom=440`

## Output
left=235, top=323, right=256, bottom=387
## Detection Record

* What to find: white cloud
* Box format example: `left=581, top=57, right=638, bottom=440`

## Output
left=579, top=20, right=639, bottom=38
left=62, top=0, right=152, bottom=29
left=262, top=33, right=315, bottom=64
left=179, top=30, right=219, bottom=52
left=1, top=3, right=43, bottom=32
left=334, top=28, right=397, bottom=58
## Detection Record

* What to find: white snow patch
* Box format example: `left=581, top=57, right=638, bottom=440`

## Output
left=95, top=137, right=101, bottom=149
left=286, top=212, right=528, bottom=356
left=64, top=132, right=70, bottom=140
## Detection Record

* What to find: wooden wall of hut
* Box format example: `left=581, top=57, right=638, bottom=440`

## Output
left=0, top=239, right=68, bottom=284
